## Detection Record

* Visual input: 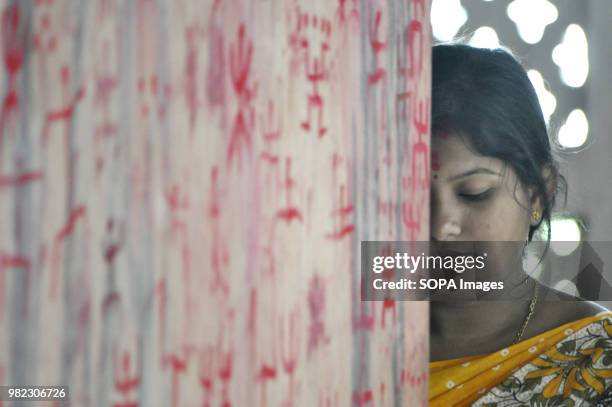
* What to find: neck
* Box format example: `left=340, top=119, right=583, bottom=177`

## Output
left=430, top=278, right=537, bottom=342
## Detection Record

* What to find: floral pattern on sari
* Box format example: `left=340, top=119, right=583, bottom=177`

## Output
left=475, top=315, right=612, bottom=406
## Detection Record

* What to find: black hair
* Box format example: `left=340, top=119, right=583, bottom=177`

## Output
left=432, top=43, right=566, bottom=242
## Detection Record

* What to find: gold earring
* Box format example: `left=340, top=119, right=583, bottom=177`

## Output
left=531, top=209, right=541, bottom=224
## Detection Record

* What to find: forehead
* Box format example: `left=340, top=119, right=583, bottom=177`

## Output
left=432, top=132, right=504, bottom=175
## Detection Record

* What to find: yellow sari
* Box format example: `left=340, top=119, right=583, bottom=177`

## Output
left=430, top=313, right=612, bottom=406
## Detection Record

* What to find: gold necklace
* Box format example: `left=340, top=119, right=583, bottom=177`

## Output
left=512, top=283, right=539, bottom=344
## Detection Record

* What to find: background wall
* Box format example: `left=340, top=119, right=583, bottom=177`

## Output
left=0, top=0, right=431, bottom=405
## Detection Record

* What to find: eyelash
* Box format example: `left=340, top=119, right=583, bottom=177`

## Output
left=459, top=189, right=493, bottom=202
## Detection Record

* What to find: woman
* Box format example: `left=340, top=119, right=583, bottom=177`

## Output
left=429, top=43, right=612, bottom=406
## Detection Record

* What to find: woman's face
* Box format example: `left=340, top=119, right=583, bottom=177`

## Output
left=431, top=132, right=532, bottom=243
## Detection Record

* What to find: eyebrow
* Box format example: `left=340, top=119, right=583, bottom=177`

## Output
left=447, top=168, right=502, bottom=181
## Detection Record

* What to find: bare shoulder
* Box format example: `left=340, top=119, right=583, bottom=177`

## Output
left=540, top=284, right=609, bottom=316
left=525, top=284, right=610, bottom=338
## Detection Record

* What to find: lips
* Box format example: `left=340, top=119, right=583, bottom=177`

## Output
left=436, top=249, right=472, bottom=258
left=428, top=247, right=476, bottom=277
left=431, top=247, right=475, bottom=260
left=430, top=241, right=478, bottom=257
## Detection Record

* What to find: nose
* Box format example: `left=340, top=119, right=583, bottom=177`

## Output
left=431, top=192, right=462, bottom=241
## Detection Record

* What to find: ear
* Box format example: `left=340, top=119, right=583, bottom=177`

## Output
left=529, top=165, right=557, bottom=226
left=530, top=195, right=543, bottom=226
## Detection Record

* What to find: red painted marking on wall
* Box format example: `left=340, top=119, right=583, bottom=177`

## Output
left=407, top=20, right=423, bottom=81
left=432, top=151, right=440, bottom=172
left=407, top=0, right=427, bottom=82
left=208, top=168, right=230, bottom=294
left=101, top=291, right=120, bottom=316
left=162, top=353, right=187, bottom=407
left=0, top=253, right=30, bottom=269
left=56, top=205, right=87, bottom=241
left=279, top=309, right=299, bottom=374
left=93, top=40, right=118, bottom=167
left=352, top=389, right=374, bottom=406
left=0, top=253, right=30, bottom=317
left=211, top=244, right=229, bottom=295
left=103, top=219, right=123, bottom=266
left=326, top=185, right=354, bottom=240
left=50, top=205, right=87, bottom=298
left=412, top=96, right=430, bottom=138
left=353, top=301, right=375, bottom=332
left=0, top=171, right=43, bottom=189
left=259, top=99, right=281, bottom=165
left=326, top=223, right=354, bottom=239
left=280, top=308, right=299, bottom=406
left=94, top=63, right=118, bottom=106
left=163, top=180, right=194, bottom=322
left=208, top=167, right=221, bottom=219
left=206, top=0, right=226, bottom=108
left=71, top=293, right=92, bottom=358
left=113, top=351, right=140, bottom=407
left=210, top=244, right=229, bottom=293
left=2, top=3, right=24, bottom=76
left=0, top=3, right=25, bottom=154
left=104, top=244, right=120, bottom=264
left=307, top=275, right=330, bottom=354
left=218, top=348, right=233, bottom=407
left=32, top=13, right=57, bottom=53
left=276, top=157, right=303, bottom=224
left=276, top=207, right=302, bottom=224
left=409, top=142, right=429, bottom=190
left=402, top=200, right=423, bottom=241
left=381, top=298, right=396, bottom=328
left=227, top=23, right=256, bottom=170
left=260, top=152, right=279, bottom=165
left=331, top=152, right=343, bottom=169
left=41, top=84, right=86, bottom=145
left=137, top=74, right=158, bottom=118
left=165, top=184, right=189, bottom=212
left=288, top=6, right=308, bottom=55
left=337, top=0, right=360, bottom=26
left=401, top=369, right=428, bottom=387
left=366, top=6, right=389, bottom=135
left=300, top=20, right=331, bottom=138
left=185, top=25, right=201, bottom=131
left=367, top=10, right=386, bottom=86
left=395, top=90, right=412, bottom=121
left=396, top=11, right=416, bottom=130
left=257, top=364, right=277, bottom=381
left=257, top=356, right=276, bottom=407
left=199, top=347, right=215, bottom=407
left=31, top=0, right=60, bottom=53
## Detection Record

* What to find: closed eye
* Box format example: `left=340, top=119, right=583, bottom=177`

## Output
left=459, top=188, right=493, bottom=202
